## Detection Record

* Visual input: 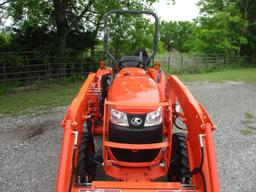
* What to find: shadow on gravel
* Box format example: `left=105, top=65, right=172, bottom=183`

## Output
left=26, top=120, right=58, bottom=139
left=12, top=120, right=58, bottom=140
left=26, top=124, right=46, bottom=139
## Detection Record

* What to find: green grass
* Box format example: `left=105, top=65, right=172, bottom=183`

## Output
left=0, top=82, right=82, bottom=115
left=245, top=111, right=254, bottom=120
left=177, top=68, right=256, bottom=83
left=1, top=67, right=256, bottom=116
left=241, top=111, right=256, bottom=136
left=240, top=129, right=254, bottom=136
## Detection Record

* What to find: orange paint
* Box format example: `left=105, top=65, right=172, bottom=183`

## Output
left=56, top=68, right=220, bottom=192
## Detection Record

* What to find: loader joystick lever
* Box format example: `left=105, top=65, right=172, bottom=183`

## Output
left=104, top=9, right=159, bottom=66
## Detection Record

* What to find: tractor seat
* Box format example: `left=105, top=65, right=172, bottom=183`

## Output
left=120, top=56, right=144, bottom=68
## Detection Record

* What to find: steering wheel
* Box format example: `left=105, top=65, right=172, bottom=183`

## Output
left=119, top=59, right=146, bottom=69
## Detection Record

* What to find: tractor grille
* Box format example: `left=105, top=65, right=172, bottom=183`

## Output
left=108, top=121, right=163, bottom=162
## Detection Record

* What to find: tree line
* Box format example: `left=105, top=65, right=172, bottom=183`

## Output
left=161, top=0, right=255, bottom=57
left=0, top=0, right=255, bottom=58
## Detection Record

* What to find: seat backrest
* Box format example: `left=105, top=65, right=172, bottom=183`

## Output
left=134, top=48, right=150, bottom=65
left=120, top=56, right=142, bottom=68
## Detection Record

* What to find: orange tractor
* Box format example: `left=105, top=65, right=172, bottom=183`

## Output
left=56, top=10, right=220, bottom=192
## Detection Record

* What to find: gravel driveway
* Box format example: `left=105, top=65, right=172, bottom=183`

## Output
left=0, top=82, right=256, bottom=192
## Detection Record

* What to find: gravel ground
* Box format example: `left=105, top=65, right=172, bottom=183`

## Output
left=0, top=82, right=256, bottom=192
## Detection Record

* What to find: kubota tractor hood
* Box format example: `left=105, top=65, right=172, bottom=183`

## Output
left=108, top=68, right=160, bottom=104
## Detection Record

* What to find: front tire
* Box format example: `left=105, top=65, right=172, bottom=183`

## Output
left=168, top=133, right=191, bottom=184
left=76, top=132, right=96, bottom=184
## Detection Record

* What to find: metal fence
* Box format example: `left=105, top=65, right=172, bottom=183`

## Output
left=0, top=51, right=255, bottom=85
left=0, top=51, right=99, bottom=85
left=155, top=53, right=255, bottom=73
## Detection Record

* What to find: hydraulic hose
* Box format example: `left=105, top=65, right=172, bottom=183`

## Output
left=68, top=131, right=78, bottom=192
left=174, top=115, right=187, bottom=131
left=190, top=134, right=207, bottom=192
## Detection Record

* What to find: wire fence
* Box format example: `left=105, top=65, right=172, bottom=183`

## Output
left=0, top=51, right=255, bottom=85
left=155, top=53, right=256, bottom=73
left=0, top=51, right=99, bottom=85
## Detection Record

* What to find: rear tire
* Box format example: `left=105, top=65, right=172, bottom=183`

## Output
left=76, top=132, right=96, bottom=184
left=168, top=133, right=191, bottom=184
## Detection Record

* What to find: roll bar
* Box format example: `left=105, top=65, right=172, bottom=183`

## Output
left=103, top=9, right=159, bottom=65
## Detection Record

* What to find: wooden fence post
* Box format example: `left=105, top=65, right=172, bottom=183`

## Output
left=80, top=56, right=83, bottom=78
left=46, top=55, right=51, bottom=84
left=2, top=56, right=7, bottom=82
left=167, top=54, right=171, bottom=73
left=3, top=62, right=7, bottom=83
left=180, top=53, right=184, bottom=71
left=216, top=54, right=219, bottom=67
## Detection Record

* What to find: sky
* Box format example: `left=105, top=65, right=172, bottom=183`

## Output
left=152, top=0, right=200, bottom=21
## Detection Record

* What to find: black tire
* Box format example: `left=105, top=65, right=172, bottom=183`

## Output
left=76, top=132, right=96, bottom=184
left=167, top=133, right=191, bottom=184
left=100, top=74, right=109, bottom=115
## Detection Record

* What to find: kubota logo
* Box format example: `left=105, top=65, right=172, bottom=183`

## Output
left=130, top=117, right=143, bottom=126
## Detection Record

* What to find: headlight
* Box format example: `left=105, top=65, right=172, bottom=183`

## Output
left=144, top=107, right=162, bottom=127
left=110, top=109, right=129, bottom=126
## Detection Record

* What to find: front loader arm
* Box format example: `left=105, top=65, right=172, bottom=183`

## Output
left=56, top=73, right=96, bottom=192
left=166, top=75, right=220, bottom=192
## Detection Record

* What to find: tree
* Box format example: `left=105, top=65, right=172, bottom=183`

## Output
left=198, top=0, right=255, bottom=56
left=0, top=32, right=11, bottom=51
left=4, top=0, right=161, bottom=55
left=160, top=21, right=195, bottom=52
left=52, top=0, right=94, bottom=55
left=107, top=15, right=152, bottom=56
left=180, top=0, right=247, bottom=55
left=231, top=0, right=256, bottom=56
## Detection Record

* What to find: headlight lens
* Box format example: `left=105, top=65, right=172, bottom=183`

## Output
left=110, top=109, right=129, bottom=126
left=144, top=107, right=162, bottom=127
